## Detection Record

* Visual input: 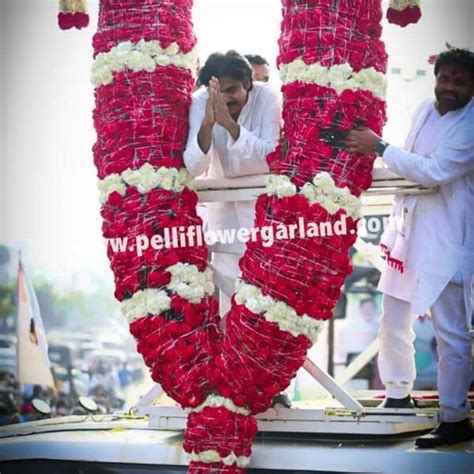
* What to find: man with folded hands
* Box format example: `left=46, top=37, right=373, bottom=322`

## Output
left=184, top=50, right=281, bottom=316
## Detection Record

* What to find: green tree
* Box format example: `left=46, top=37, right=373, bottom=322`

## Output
left=33, top=274, right=119, bottom=331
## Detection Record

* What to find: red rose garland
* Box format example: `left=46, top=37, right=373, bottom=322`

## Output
left=91, top=0, right=388, bottom=471
left=58, top=0, right=89, bottom=30
left=190, top=2, right=388, bottom=468
left=387, top=0, right=422, bottom=27
left=92, top=0, right=221, bottom=410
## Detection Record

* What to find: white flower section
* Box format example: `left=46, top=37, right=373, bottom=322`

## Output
left=60, top=0, right=87, bottom=13
left=98, top=165, right=193, bottom=204
left=235, top=280, right=324, bottom=344
left=265, top=172, right=361, bottom=219
left=279, top=59, right=386, bottom=99
left=301, top=172, right=362, bottom=219
left=390, top=0, right=420, bottom=10
left=91, top=39, right=199, bottom=86
left=168, top=263, right=215, bottom=304
left=266, top=175, right=297, bottom=198
left=121, top=164, right=192, bottom=193
left=69, top=0, right=86, bottom=12
left=97, top=174, right=127, bottom=204
left=120, top=265, right=214, bottom=324
left=121, top=289, right=171, bottom=324
left=187, top=394, right=251, bottom=416
left=188, top=450, right=250, bottom=468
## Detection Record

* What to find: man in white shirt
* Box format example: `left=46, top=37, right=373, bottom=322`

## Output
left=336, top=298, right=380, bottom=365
left=184, top=50, right=281, bottom=315
left=345, top=48, right=474, bottom=448
left=245, top=54, right=270, bottom=83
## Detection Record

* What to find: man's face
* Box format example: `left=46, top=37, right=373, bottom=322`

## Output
left=252, top=63, right=270, bottom=83
left=218, top=76, right=250, bottom=119
left=435, top=64, right=473, bottom=114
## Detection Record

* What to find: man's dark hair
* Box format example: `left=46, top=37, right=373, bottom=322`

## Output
left=434, top=47, right=474, bottom=78
left=244, top=54, right=269, bottom=66
left=198, top=50, right=253, bottom=88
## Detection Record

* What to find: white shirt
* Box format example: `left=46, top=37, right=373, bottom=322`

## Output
left=184, top=83, right=281, bottom=255
left=378, top=99, right=474, bottom=318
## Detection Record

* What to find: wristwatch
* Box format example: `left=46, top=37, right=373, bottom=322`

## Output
left=375, top=139, right=389, bottom=157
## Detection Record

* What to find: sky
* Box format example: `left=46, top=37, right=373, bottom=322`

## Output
left=0, top=0, right=473, bottom=290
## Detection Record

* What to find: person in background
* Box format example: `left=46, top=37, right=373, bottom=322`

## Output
left=335, top=298, right=380, bottom=387
left=55, top=398, right=70, bottom=417
left=118, top=362, right=132, bottom=389
left=344, top=47, right=474, bottom=448
left=336, top=298, right=380, bottom=360
left=245, top=54, right=270, bottom=83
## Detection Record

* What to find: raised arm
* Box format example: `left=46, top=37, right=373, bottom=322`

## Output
left=183, top=90, right=215, bottom=177
left=344, top=109, right=474, bottom=187
left=215, top=86, right=281, bottom=177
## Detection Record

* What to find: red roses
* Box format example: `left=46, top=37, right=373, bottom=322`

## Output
left=387, top=4, right=422, bottom=27
left=92, top=0, right=388, bottom=471
left=58, top=11, right=89, bottom=30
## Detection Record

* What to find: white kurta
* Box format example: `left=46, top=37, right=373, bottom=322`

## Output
left=183, top=83, right=281, bottom=289
left=378, top=99, right=474, bottom=319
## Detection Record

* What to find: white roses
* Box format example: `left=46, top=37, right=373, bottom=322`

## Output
left=98, top=164, right=193, bottom=204
left=235, top=280, right=324, bottom=343
left=280, top=59, right=386, bottom=99
left=91, top=40, right=199, bottom=86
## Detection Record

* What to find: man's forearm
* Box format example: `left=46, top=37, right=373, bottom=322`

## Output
left=221, top=118, right=240, bottom=142
left=197, top=120, right=214, bottom=154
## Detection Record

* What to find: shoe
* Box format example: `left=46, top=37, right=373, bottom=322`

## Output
left=378, top=395, right=415, bottom=409
left=415, top=418, right=474, bottom=448
left=271, top=393, right=292, bottom=409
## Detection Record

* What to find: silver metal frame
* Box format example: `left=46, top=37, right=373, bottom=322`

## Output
left=194, top=168, right=435, bottom=206
left=130, top=169, right=446, bottom=436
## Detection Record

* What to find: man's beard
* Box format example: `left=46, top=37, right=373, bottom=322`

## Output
left=435, top=90, right=467, bottom=111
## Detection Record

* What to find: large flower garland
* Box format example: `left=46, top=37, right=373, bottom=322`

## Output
left=92, top=0, right=388, bottom=471
left=92, top=0, right=220, bottom=412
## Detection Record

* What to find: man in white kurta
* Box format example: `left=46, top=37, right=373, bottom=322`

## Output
left=345, top=48, right=474, bottom=448
left=184, top=51, right=281, bottom=315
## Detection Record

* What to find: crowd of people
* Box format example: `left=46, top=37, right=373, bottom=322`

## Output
left=0, top=351, right=140, bottom=425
